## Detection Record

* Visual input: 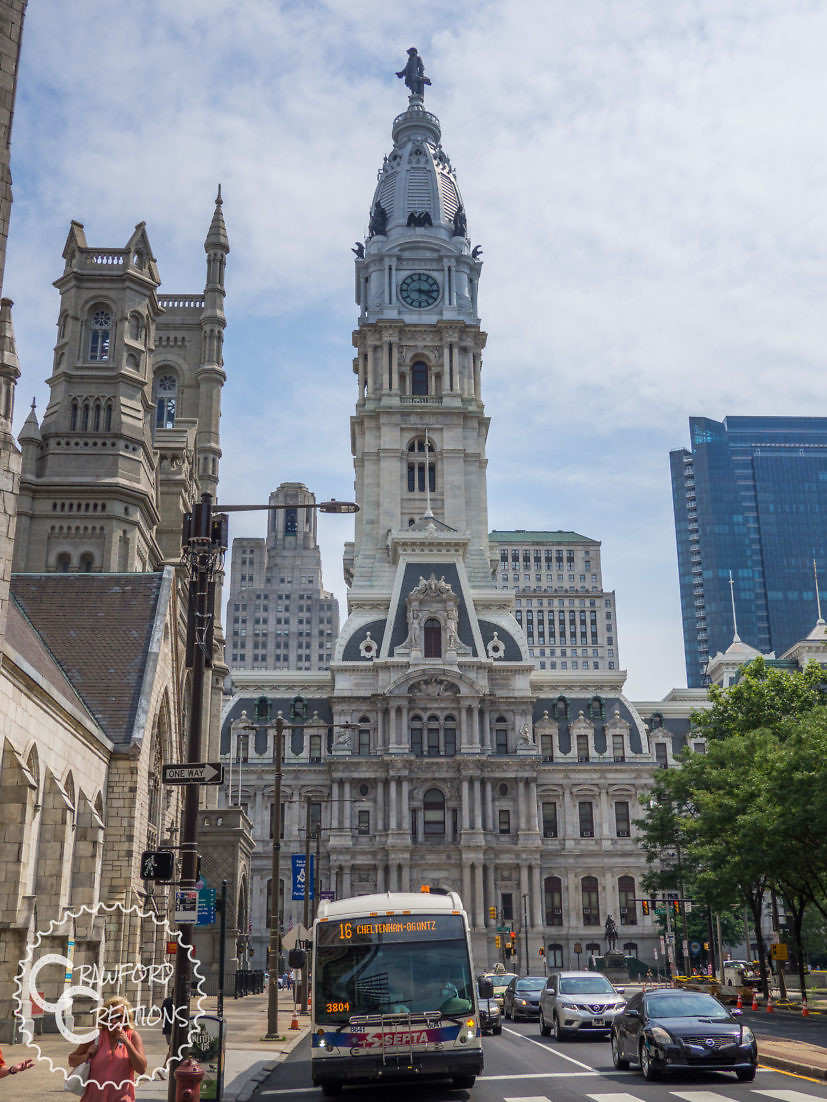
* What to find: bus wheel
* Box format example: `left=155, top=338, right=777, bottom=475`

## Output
left=320, top=1083, right=343, bottom=1097
left=452, top=1075, right=475, bottom=1089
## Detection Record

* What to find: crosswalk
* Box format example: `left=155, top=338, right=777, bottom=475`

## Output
left=500, top=1091, right=827, bottom=1102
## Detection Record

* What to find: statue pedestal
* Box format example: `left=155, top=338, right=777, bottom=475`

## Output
left=600, top=949, right=629, bottom=983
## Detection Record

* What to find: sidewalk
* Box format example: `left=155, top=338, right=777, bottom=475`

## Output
left=0, top=990, right=310, bottom=1101
left=758, top=1035, right=827, bottom=1081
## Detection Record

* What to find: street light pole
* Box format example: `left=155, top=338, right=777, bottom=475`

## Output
left=168, top=494, right=227, bottom=1102
left=301, top=797, right=312, bottom=1012
left=265, top=712, right=284, bottom=1039
left=522, top=893, right=529, bottom=975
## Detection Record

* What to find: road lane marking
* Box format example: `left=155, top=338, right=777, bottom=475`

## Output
left=259, top=1090, right=318, bottom=1096
left=753, top=1092, right=827, bottom=1101
left=503, top=1025, right=597, bottom=1070
left=672, top=1093, right=742, bottom=1102
left=590, top=1093, right=653, bottom=1102
left=504, top=1096, right=552, bottom=1102
left=482, top=1072, right=601, bottom=1080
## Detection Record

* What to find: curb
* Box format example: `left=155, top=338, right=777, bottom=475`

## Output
left=760, top=1055, right=827, bottom=1081
left=228, top=1025, right=312, bottom=1102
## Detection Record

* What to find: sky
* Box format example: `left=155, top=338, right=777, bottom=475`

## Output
left=6, top=0, right=827, bottom=700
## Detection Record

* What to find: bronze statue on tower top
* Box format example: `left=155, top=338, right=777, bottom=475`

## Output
left=396, top=47, right=431, bottom=98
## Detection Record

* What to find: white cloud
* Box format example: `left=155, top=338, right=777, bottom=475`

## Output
left=6, top=0, right=827, bottom=698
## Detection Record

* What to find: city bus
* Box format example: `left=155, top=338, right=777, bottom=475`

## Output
left=311, top=889, right=484, bottom=1096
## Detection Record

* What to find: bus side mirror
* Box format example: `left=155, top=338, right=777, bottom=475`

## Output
left=478, top=979, right=494, bottom=999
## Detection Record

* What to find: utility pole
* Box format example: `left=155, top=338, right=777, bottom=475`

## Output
left=770, top=889, right=788, bottom=1000
left=168, top=494, right=227, bottom=1102
left=522, top=893, right=529, bottom=975
left=301, top=797, right=312, bottom=1012
left=705, top=904, right=716, bottom=978
left=265, top=711, right=284, bottom=1039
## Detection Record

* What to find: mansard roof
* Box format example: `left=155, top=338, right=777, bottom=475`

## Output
left=10, top=572, right=169, bottom=746
left=489, top=530, right=598, bottom=544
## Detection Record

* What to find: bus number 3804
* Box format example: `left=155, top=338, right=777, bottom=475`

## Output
left=326, top=1002, right=350, bottom=1014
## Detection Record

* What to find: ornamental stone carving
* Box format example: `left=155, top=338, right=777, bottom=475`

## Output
left=394, top=573, right=471, bottom=659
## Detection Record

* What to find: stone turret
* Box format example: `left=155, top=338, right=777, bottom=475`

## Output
left=0, top=297, right=20, bottom=645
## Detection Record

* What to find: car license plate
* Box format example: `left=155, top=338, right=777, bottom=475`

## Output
left=593, top=1018, right=605, bottom=1026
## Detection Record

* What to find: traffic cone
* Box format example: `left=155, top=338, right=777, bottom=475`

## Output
left=751, top=991, right=758, bottom=1011
left=766, top=996, right=773, bottom=1013
left=290, top=1010, right=300, bottom=1030
left=802, top=997, right=809, bottom=1017
left=736, top=992, right=743, bottom=1010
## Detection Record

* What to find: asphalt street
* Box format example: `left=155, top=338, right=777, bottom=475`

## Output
left=250, top=1017, right=827, bottom=1101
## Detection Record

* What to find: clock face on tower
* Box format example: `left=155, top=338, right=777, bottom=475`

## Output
left=399, top=272, right=440, bottom=308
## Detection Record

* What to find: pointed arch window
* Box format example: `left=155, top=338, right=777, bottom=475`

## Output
left=423, top=788, right=445, bottom=836
left=79, top=553, right=94, bottom=573
left=155, top=373, right=177, bottom=430
left=93, top=401, right=102, bottom=432
left=70, top=400, right=79, bottom=431
left=423, top=618, right=441, bottom=658
left=81, top=402, right=90, bottom=431
left=89, top=309, right=112, bottom=361
left=56, top=553, right=71, bottom=573
left=104, top=402, right=113, bottom=432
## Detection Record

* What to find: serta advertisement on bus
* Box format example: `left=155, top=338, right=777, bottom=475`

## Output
left=311, top=892, right=482, bottom=1094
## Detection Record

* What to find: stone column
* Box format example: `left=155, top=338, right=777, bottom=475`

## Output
left=461, top=777, right=470, bottom=830
left=461, top=862, right=471, bottom=911
left=485, top=779, right=494, bottom=833
left=531, top=863, right=543, bottom=928
left=474, top=778, right=483, bottom=830
left=519, top=864, right=530, bottom=946
left=376, top=777, right=385, bottom=833
left=474, top=864, right=484, bottom=930
left=389, top=778, right=397, bottom=830
left=401, top=778, right=409, bottom=836
left=528, top=779, right=540, bottom=832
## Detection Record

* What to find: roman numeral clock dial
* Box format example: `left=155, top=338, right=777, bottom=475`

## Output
left=399, top=272, right=440, bottom=308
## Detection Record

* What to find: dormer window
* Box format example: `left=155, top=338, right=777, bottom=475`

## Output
left=424, top=618, right=441, bottom=658
left=89, top=309, right=112, bottom=361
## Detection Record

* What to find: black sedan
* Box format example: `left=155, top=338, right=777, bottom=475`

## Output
left=503, top=976, right=545, bottom=1021
left=611, top=988, right=758, bottom=1082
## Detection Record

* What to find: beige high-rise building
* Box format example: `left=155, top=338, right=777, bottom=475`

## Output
left=227, top=482, right=340, bottom=672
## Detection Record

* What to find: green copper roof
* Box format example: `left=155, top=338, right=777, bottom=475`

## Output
left=488, top=530, right=597, bottom=544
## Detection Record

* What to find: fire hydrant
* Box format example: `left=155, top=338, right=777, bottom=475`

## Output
left=174, top=1056, right=204, bottom=1101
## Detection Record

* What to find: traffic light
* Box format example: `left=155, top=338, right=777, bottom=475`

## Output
left=495, top=935, right=501, bottom=948
left=140, top=850, right=174, bottom=882
left=489, top=906, right=497, bottom=921
left=641, top=899, right=650, bottom=916
left=539, top=946, right=545, bottom=957
left=672, top=900, right=681, bottom=915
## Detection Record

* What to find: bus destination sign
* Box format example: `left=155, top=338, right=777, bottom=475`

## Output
left=317, top=913, right=464, bottom=946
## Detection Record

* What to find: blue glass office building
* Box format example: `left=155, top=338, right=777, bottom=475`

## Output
left=670, top=416, right=827, bottom=687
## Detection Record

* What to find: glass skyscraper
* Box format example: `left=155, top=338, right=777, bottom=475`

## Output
left=670, top=416, right=827, bottom=687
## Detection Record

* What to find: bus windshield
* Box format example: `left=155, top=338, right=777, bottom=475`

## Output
left=315, top=913, right=473, bottom=1024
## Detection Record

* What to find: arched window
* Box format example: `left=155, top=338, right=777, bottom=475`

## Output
left=622, top=941, right=638, bottom=958
left=411, top=361, right=429, bottom=395
left=589, top=696, right=605, bottom=722
left=155, top=373, right=177, bottom=429
left=650, top=712, right=663, bottom=730
left=407, top=437, right=436, bottom=493
left=618, top=876, right=636, bottom=925
left=544, top=875, right=563, bottom=926
left=586, top=941, right=601, bottom=955
left=129, top=312, right=144, bottom=341
left=56, top=553, right=71, bottom=573
left=424, top=618, right=441, bottom=658
left=70, top=400, right=78, bottom=431
left=423, top=788, right=445, bottom=836
left=79, top=553, right=94, bottom=573
left=443, top=715, right=456, bottom=757
left=547, top=943, right=564, bottom=968
left=582, top=876, right=599, bottom=925
left=104, top=402, right=113, bottom=432
left=93, top=401, right=101, bottom=431
left=81, top=402, right=90, bottom=431
left=88, top=308, right=112, bottom=361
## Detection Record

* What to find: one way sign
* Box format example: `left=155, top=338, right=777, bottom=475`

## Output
left=162, top=762, right=224, bottom=785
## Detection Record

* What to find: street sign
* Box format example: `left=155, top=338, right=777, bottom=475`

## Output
left=291, top=854, right=315, bottom=900
left=770, top=942, right=789, bottom=961
left=162, top=762, right=224, bottom=785
left=197, top=888, right=216, bottom=926
left=685, top=902, right=693, bottom=914
left=497, top=926, right=508, bottom=933
left=690, top=941, right=701, bottom=954
left=175, top=889, right=198, bottom=923
left=140, top=850, right=175, bottom=881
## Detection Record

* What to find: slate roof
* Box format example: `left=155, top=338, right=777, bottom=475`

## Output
left=489, top=530, right=597, bottom=544
left=10, top=573, right=166, bottom=746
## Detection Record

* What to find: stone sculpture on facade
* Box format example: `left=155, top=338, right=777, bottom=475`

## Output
left=352, top=241, right=365, bottom=258
left=605, top=913, right=619, bottom=951
left=452, top=206, right=467, bottom=237
left=369, top=202, right=388, bottom=237
left=396, top=47, right=431, bottom=98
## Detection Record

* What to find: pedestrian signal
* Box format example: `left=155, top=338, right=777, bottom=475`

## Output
left=141, top=850, right=174, bottom=882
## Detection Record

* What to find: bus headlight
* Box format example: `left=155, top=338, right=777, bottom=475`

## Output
left=465, top=1018, right=476, bottom=1040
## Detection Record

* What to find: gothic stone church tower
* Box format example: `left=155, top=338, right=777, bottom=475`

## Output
left=13, top=195, right=228, bottom=576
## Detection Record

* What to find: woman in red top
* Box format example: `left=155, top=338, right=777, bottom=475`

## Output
left=69, top=996, right=147, bottom=1102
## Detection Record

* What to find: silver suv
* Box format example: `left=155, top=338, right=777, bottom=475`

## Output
left=539, top=971, right=626, bottom=1039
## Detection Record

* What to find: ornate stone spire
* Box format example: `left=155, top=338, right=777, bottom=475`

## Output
left=204, top=184, right=229, bottom=254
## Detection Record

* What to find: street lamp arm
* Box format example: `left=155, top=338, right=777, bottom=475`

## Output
left=214, top=500, right=358, bottom=513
